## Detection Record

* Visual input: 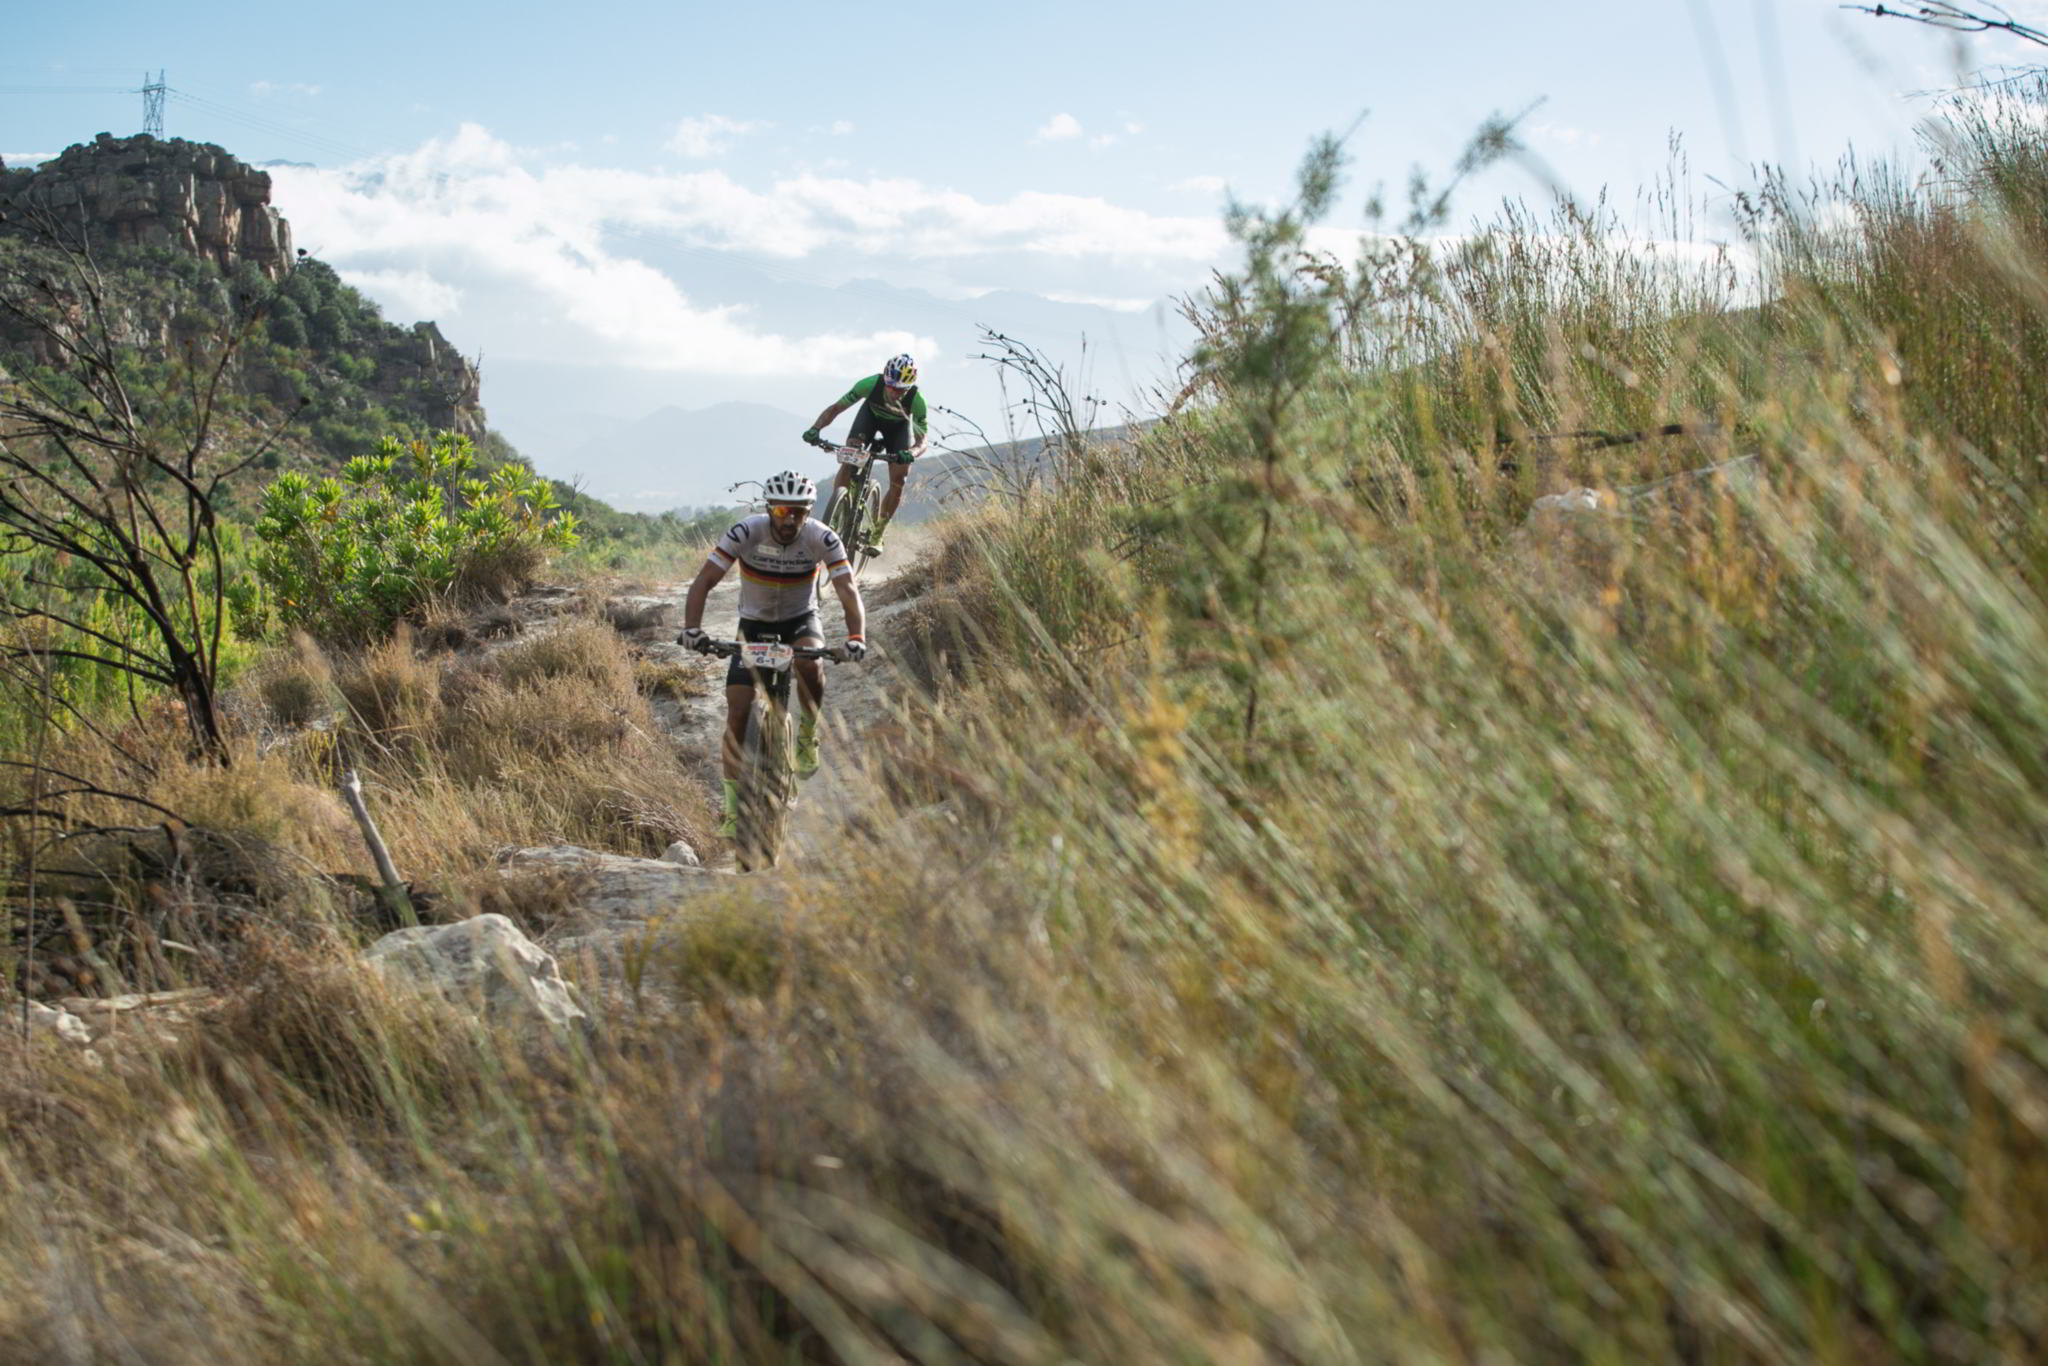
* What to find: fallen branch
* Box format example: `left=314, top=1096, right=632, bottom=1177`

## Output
left=339, top=769, right=418, bottom=927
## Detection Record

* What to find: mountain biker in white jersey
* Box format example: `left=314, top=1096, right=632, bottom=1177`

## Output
left=803, top=352, right=928, bottom=555
left=678, top=470, right=867, bottom=839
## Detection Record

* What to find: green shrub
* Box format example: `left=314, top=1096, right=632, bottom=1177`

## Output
left=251, top=432, right=579, bottom=643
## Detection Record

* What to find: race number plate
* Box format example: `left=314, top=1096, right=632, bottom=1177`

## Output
left=836, top=446, right=865, bottom=466
left=741, top=642, right=795, bottom=672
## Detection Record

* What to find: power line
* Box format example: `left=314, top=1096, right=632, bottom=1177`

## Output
left=0, top=74, right=381, bottom=163
left=168, top=88, right=378, bottom=162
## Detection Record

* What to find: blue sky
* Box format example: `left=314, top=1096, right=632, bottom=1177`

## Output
left=4, top=0, right=2039, bottom=505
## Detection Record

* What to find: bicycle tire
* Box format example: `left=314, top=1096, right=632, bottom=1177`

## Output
left=830, top=465, right=876, bottom=574
left=825, top=467, right=861, bottom=545
left=735, top=700, right=792, bottom=871
left=852, top=478, right=883, bottom=576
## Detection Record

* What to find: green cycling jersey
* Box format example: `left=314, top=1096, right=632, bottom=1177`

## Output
left=839, top=374, right=929, bottom=437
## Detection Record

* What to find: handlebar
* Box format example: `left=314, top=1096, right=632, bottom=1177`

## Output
left=804, top=432, right=878, bottom=461
left=699, top=639, right=851, bottom=663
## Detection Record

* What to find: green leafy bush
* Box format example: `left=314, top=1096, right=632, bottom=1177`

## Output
left=251, top=432, right=579, bottom=642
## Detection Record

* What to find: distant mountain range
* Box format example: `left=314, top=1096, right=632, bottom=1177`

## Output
left=545, top=394, right=1156, bottom=525
left=551, top=401, right=811, bottom=513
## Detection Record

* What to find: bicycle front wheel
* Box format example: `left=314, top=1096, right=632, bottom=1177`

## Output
left=827, top=472, right=865, bottom=552
left=735, top=702, right=793, bottom=871
left=852, top=478, right=883, bottom=574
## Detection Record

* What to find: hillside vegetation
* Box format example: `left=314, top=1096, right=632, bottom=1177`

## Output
left=6, top=90, right=2048, bottom=1363
left=0, top=140, right=744, bottom=759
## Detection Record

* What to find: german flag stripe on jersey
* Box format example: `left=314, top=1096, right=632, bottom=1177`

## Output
left=739, top=562, right=819, bottom=586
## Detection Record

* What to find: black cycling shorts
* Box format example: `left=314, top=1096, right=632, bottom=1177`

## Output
left=847, top=407, right=918, bottom=464
left=724, top=612, right=824, bottom=689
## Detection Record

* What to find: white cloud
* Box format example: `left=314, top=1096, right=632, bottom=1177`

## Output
left=667, top=114, right=767, bottom=159
left=336, top=267, right=462, bottom=320
left=1, top=152, right=56, bottom=166
left=1034, top=112, right=1128, bottom=149
left=250, top=80, right=322, bottom=98
left=1530, top=121, right=1601, bottom=148
left=268, top=124, right=1238, bottom=391
left=1035, top=113, right=1083, bottom=142
left=830, top=120, right=854, bottom=136
left=1172, top=175, right=1227, bottom=194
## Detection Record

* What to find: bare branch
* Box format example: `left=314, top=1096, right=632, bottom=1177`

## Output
left=0, top=218, right=239, bottom=763
left=1844, top=2, right=2048, bottom=47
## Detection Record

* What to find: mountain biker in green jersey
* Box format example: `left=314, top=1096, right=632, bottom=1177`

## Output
left=802, top=352, right=927, bottom=555
left=678, top=470, right=867, bottom=839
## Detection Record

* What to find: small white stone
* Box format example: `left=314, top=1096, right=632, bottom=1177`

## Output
left=23, top=1000, right=93, bottom=1047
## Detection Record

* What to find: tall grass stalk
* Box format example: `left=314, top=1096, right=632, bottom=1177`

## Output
left=9, top=93, right=2048, bottom=1363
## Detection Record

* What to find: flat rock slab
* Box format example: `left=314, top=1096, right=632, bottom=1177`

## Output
left=499, top=845, right=728, bottom=929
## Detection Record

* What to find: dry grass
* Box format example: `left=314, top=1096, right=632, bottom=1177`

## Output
left=1, top=608, right=712, bottom=1000
left=324, top=616, right=710, bottom=874
left=12, top=93, right=2048, bottom=1366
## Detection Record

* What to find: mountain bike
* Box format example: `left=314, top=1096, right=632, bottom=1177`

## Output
left=808, top=433, right=889, bottom=576
left=703, top=638, right=850, bottom=871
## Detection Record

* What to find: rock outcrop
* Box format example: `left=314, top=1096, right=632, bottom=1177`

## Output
left=0, top=133, right=294, bottom=280
left=368, top=319, right=485, bottom=438
left=366, top=913, right=587, bottom=1033
left=499, top=845, right=719, bottom=927
left=0, top=134, right=491, bottom=443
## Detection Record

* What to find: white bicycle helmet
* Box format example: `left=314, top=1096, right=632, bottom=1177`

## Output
left=762, top=470, right=816, bottom=503
left=882, top=353, right=918, bottom=387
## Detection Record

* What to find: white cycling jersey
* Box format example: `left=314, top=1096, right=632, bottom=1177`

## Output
left=706, top=515, right=852, bottom=622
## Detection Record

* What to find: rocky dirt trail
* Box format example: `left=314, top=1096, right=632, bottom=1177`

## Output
left=494, top=524, right=941, bottom=1018
left=650, top=521, right=933, bottom=872
left=12, top=529, right=948, bottom=1059
left=512, top=524, right=938, bottom=985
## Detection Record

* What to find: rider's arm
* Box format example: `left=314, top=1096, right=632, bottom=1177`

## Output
left=808, top=397, right=853, bottom=432
left=680, top=556, right=728, bottom=631
left=832, top=572, right=866, bottom=642
left=809, top=378, right=873, bottom=434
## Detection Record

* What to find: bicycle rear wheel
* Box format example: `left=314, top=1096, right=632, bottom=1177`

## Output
left=735, top=702, right=792, bottom=871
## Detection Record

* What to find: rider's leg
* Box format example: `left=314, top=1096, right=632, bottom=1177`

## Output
left=793, top=647, right=824, bottom=716
left=868, top=459, right=910, bottom=551
left=721, top=686, right=755, bottom=781
left=719, top=684, right=753, bottom=833
left=880, top=459, right=909, bottom=523
left=792, top=635, right=825, bottom=776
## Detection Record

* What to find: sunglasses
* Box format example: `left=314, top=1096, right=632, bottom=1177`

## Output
left=767, top=504, right=809, bottom=520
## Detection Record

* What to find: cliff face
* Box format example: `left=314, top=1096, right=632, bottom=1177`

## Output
left=0, top=133, right=294, bottom=280
left=0, top=134, right=486, bottom=444
left=376, top=321, right=485, bottom=438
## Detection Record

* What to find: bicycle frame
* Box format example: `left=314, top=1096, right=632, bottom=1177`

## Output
left=705, top=639, right=846, bottom=870
left=813, top=438, right=889, bottom=576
